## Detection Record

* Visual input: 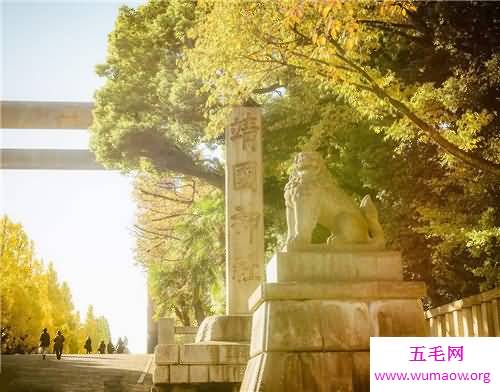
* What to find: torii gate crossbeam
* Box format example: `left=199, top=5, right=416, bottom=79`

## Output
left=1, top=101, right=93, bottom=129
left=0, top=101, right=104, bottom=170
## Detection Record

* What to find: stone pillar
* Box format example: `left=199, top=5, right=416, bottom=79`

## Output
left=225, top=104, right=265, bottom=315
left=147, top=292, right=158, bottom=354
left=158, top=318, right=175, bottom=345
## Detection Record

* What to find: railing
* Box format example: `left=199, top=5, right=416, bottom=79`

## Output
left=424, top=287, right=500, bottom=337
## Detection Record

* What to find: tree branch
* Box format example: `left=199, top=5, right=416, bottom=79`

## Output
left=318, top=35, right=500, bottom=176
left=252, top=83, right=285, bottom=94
left=133, top=224, right=182, bottom=241
left=122, top=130, right=224, bottom=190
left=357, top=19, right=418, bottom=31
left=138, top=187, right=194, bottom=205
left=372, top=88, right=500, bottom=176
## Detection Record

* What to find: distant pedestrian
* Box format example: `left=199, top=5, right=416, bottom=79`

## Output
left=53, top=330, right=65, bottom=360
left=123, top=336, right=129, bottom=354
left=106, top=341, right=115, bottom=354
left=98, top=340, right=106, bottom=354
left=116, top=337, right=124, bottom=354
left=84, top=336, right=92, bottom=354
left=39, top=328, right=50, bottom=360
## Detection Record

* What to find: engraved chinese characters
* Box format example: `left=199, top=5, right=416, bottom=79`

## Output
left=231, top=207, right=260, bottom=244
left=228, top=110, right=259, bottom=152
left=225, top=106, right=265, bottom=315
left=233, top=162, right=257, bottom=191
left=231, top=260, right=261, bottom=283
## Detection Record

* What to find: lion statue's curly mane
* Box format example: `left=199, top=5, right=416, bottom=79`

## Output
left=284, top=152, right=385, bottom=251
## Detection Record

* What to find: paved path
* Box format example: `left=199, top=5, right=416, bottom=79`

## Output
left=0, top=353, right=153, bottom=392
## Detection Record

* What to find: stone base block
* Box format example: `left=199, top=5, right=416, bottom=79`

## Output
left=242, top=276, right=427, bottom=391
left=196, top=315, right=252, bottom=343
left=171, top=365, right=189, bottom=383
left=266, top=251, right=402, bottom=283
left=155, top=344, right=180, bottom=365
left=155, top=342, right=249, bottom=367
left=153, top=364, right=170, bottom=384
left=154, top=341, right=249, bottom=387
left=180, top=342, right=249, bottom=364
left=153, top=364, right=246, bottom=385
left=208, top=365, right=246, bottom=383
left=241, top=351, right=369, bottom=392
left=250, top=295, right=427, bottom=356
left=249, top=281, right=426, bottom=311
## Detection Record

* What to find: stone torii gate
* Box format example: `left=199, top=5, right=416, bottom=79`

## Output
left=1, top=100, right=158, bottom=352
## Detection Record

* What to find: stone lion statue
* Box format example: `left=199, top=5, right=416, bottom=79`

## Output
left=284, top=152, right=385, bottom=251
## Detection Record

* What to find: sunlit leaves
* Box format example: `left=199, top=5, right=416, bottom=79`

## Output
left=188, top=0, right=499, bottom=177
left=93, top=0, right=500, bottom=307
left=0, top=216, right=110, bottom=353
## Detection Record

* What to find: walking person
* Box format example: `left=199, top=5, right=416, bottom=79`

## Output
left=39, top=328, right=50, bottom=360
left=53, top=330, right=65, bottom=360
left=84, top=336, right=92, bottom=354
left=98, top=340, right=106, bottom=354
left=116, top=337, right=124, bottom=354
left=106, top=340, right=115, bottom=354
left=123, top=336, right=128, bottom=353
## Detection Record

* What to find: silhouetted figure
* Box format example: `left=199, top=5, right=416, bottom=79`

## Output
left=98, top=340, right=106, bottom=354
left=39, top=328, right=50, bottom=360
left=107, top=341, right=115, bottom=354
left=15, top=339, right=23, bottom=354
left=84, top=336, right=92, bottom=354
left=53, top=330, right=65, bottom=360
left=123, top=336, right=129, bottom=354
left=16, top=335, right=28, bottom=354
left=116, top=338, right=124, bottom=354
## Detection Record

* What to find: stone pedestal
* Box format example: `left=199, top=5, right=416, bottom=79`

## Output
left=241, top=251, right=428, bottom=392
left=153, top=316, right=253, bottom=391
left=153, top=342, right=249, bottom=386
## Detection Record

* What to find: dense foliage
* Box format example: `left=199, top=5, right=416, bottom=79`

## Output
left=81, top=305, right=113, bottom=353
left=91, top=0, right=223, bottom=188
left=93, top=0, right=500, bottom=318
left=0, top=216, right=111, bottom=354
left=134, top=174, right=224, bottom=325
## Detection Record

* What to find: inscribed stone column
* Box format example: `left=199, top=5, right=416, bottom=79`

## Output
left=225, top=104, right=265, bottom=315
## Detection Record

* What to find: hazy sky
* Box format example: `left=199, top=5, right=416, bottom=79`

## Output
left=1, top=0, right=147, bottom=353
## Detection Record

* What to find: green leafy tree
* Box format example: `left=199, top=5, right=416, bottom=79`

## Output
left=190, top=0, right=500, bottom=176
left=93, top=0, right=500, bottom=310
left=188, top=0, right=500, bottom=304
left=91, top=0, right=223, bottom=188
left=134, top=174, right=225, bottom=325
